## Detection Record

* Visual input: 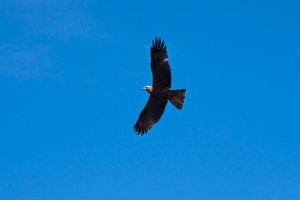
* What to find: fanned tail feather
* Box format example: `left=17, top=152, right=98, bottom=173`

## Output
left=169, top=89, right=186, bottom=110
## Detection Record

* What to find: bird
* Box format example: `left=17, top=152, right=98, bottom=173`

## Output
left=133, top=37, right=186, bottom=135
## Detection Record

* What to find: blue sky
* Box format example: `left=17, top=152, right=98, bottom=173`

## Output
left=0, top=0, right=300, bottom=199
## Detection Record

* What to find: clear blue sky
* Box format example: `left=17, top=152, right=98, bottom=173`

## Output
left=1, top=0, right=299, bottom=199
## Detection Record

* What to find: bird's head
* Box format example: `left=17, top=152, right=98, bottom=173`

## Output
left=143, top=86, right=153, bottom=93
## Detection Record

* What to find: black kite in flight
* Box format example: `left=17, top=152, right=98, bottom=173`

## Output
left=133, top=37, right=186, bottom=135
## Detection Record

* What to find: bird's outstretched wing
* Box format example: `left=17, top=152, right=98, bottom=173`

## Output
left=133, top=95, right=168, bottom=135
left=151, top=37, right=171, bottom=89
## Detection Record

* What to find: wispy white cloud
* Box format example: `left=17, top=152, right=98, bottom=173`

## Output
left=1, top=0, right=111, bottom=41
left=0, top=43, right=55, bottom=79
left=0, top=0, right=113, bottom=79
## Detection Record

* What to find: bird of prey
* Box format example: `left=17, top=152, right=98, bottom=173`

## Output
left=133, top=37, right=186, bottom=135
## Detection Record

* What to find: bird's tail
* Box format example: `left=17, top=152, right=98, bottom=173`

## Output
left=169, top=89, right=186, bottom=110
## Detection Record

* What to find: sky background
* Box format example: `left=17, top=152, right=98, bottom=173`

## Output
left=0, top=0, right=300, bottom=199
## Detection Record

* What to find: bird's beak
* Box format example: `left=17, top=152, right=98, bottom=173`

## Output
left=142, top=87, right=146, bottom=90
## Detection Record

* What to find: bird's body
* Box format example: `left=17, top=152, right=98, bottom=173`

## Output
left=133, top=37, right=186, bottom=135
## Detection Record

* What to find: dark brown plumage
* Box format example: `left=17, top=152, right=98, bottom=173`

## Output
left=133, top=37, right=186, bottom=135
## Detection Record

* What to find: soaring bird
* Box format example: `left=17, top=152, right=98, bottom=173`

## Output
left=133, top=37, right=186, bottom=135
